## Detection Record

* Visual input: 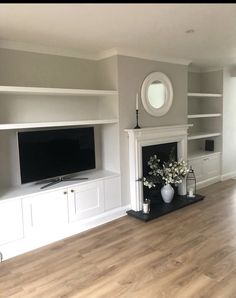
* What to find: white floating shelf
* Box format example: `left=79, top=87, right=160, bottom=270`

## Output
left=188, top=151, right=221, bottom=160
left=0, top=119, right=118, bottom=130
left=188, top=132, right=221, bottom=140
left=188, top=92, right=222, bottom=98
left=0, top=86, right=118, bottom=96
left=188, top=113, right=222, bottom=119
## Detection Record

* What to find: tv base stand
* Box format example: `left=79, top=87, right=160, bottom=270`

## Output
left=40, top=176, right=88, bottom=189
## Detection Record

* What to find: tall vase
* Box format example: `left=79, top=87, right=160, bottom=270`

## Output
left=161, top=184, right=174, bottom=203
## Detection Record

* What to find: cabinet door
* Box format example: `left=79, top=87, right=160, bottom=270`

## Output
left=22, top=189, right=68, bottom=238
left=0, top=199, right=24, bottom=246
left=188, top=158, right=204, bottom=183
left=203, top=155, right=220, bottom=179
left=104, top=176, right=121, bottom=211
left=68, top=181, right=104, bottom=222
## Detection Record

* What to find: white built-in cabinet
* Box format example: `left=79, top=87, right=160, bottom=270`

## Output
left=188, top=152, right=221, bottom=187
left=68, top=181, right=105, bottom=222
left=104, top=176, right=121, bottom=211
left=187, top=71, right=223, bottom=188
left=0, top=174, right=122, bottom=261
left=0, top=199, right=24, bottom=246
left=22, top=189, right=69, bottom=239
left=0, top=85, right=123, bottom=261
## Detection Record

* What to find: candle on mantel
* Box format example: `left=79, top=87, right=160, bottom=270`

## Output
left=136, top=93, right=139, bottom=110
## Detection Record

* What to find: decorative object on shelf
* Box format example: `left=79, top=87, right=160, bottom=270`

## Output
left=134, top=93, right=141, bottom=129
left=143, top=154, right=189, bottom=203
left=186, top=166, right=196, bottom=197
left=205, top=140, right=214, bottom=151
left=141, top=72, right=173, bottom=117
left=143, top=198, right=151, bottom=214
left=161, top=183, right=175, bottom=203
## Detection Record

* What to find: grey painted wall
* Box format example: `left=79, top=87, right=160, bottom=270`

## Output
left=188, top=72, right=201, bottom=93
left=0, top=48, right=98, bottom=89
left=96, top=56, right=118, bottom=90
left=117, top=55, right=188, bottom=205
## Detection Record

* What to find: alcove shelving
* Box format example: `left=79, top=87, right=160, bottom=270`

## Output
left=188, top=132, right=221, bottom=141
left=0, top=119, right=118, bottom=130
left=0, top=85, right=119, bottom=129
left=0, top=85, right=118, bottom=96
left=188, top=113, right=221, bottom=119
left=187, top=92, right=222, bottom=156
left=187, top=92, right=222, bottom=98
left=0, top=84, right=120, bottom=191
left=187, top=70, right=223, bottom=187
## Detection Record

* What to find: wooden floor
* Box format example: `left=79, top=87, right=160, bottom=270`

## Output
left=1, top=180, right=236, bottom=298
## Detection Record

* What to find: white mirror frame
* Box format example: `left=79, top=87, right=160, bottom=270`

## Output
left=141, top=72, right=173, bottom=116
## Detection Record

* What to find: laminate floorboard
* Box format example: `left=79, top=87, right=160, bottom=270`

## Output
left=1, top=180, right=236, bottom=297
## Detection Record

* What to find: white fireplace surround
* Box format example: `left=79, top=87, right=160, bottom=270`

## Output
left=125, top=125, right=190, bottom=211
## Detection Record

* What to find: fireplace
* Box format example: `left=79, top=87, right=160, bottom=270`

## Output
left=142, top=142, right=177, bottom=202
left=125, top=125, right=204, bottom=221
left=125, top=125, right=190, bottom=211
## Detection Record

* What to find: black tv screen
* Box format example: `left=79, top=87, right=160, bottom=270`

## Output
left=18, top=127, right=96, bottom=184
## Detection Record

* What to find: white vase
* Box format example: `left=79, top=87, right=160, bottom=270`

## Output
left=161, top=184, right=174, bottom=203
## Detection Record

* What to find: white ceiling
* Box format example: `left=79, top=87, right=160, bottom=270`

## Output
left=1, top=3, right=236, bottom=67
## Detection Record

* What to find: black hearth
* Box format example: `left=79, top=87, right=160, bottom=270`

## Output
left=127, top=194, right=204, bottom=222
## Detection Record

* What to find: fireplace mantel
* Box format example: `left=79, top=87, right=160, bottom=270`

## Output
left=125, top=124, right=191, bottom=211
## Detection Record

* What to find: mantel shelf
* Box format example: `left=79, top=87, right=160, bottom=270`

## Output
left=0, top=119, right=118, bottom=130
left=188, top=92, right=222, bottom=98
left=0, top=86, right=118, bottom=96
left=188, top=113, right=222, bottom=119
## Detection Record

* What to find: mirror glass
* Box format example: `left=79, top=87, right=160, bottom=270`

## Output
left=148, top=81, right=166, bottom=109
left=141, top=72, right=173, bottom=117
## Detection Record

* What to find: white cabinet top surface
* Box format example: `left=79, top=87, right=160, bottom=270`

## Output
left=0, top=170, right=120, bottom=202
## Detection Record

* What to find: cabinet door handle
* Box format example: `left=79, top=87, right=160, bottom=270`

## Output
left=71, top=189, right=74, bottom=193
left=63, top=191, right=67, bottom=195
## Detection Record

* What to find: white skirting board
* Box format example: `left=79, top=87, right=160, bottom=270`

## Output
left=0, top=204, right=131, bottom=261
left=221, top=171, right=236, bottom=181
left=197, top=176, right=221, bottom=190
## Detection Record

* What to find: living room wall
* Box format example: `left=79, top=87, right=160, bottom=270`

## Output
left=0, top=48, right=188, bottom=205
left=0, top=48, right=98, bottom=88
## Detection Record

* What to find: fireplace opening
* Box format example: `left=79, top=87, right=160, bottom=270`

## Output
left=142, top=142, right=177, bottom=202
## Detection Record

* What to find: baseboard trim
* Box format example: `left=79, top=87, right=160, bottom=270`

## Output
left=67, top=204, right=131, bottom=236
left=221, top=171, right=236, bottom=181
left=197, top=176, right=221, bottom=189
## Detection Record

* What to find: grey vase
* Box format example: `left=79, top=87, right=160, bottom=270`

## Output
left=161, top=184, right=174, bottom=203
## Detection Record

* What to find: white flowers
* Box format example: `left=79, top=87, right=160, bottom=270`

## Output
left=143, top=156, right=189, bottom=189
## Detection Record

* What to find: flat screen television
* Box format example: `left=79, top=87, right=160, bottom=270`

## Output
left=18, top=127, right=96, bottom=185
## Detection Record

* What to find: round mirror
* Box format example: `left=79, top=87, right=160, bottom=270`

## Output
left=141, top=72, right=173, bottom=116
